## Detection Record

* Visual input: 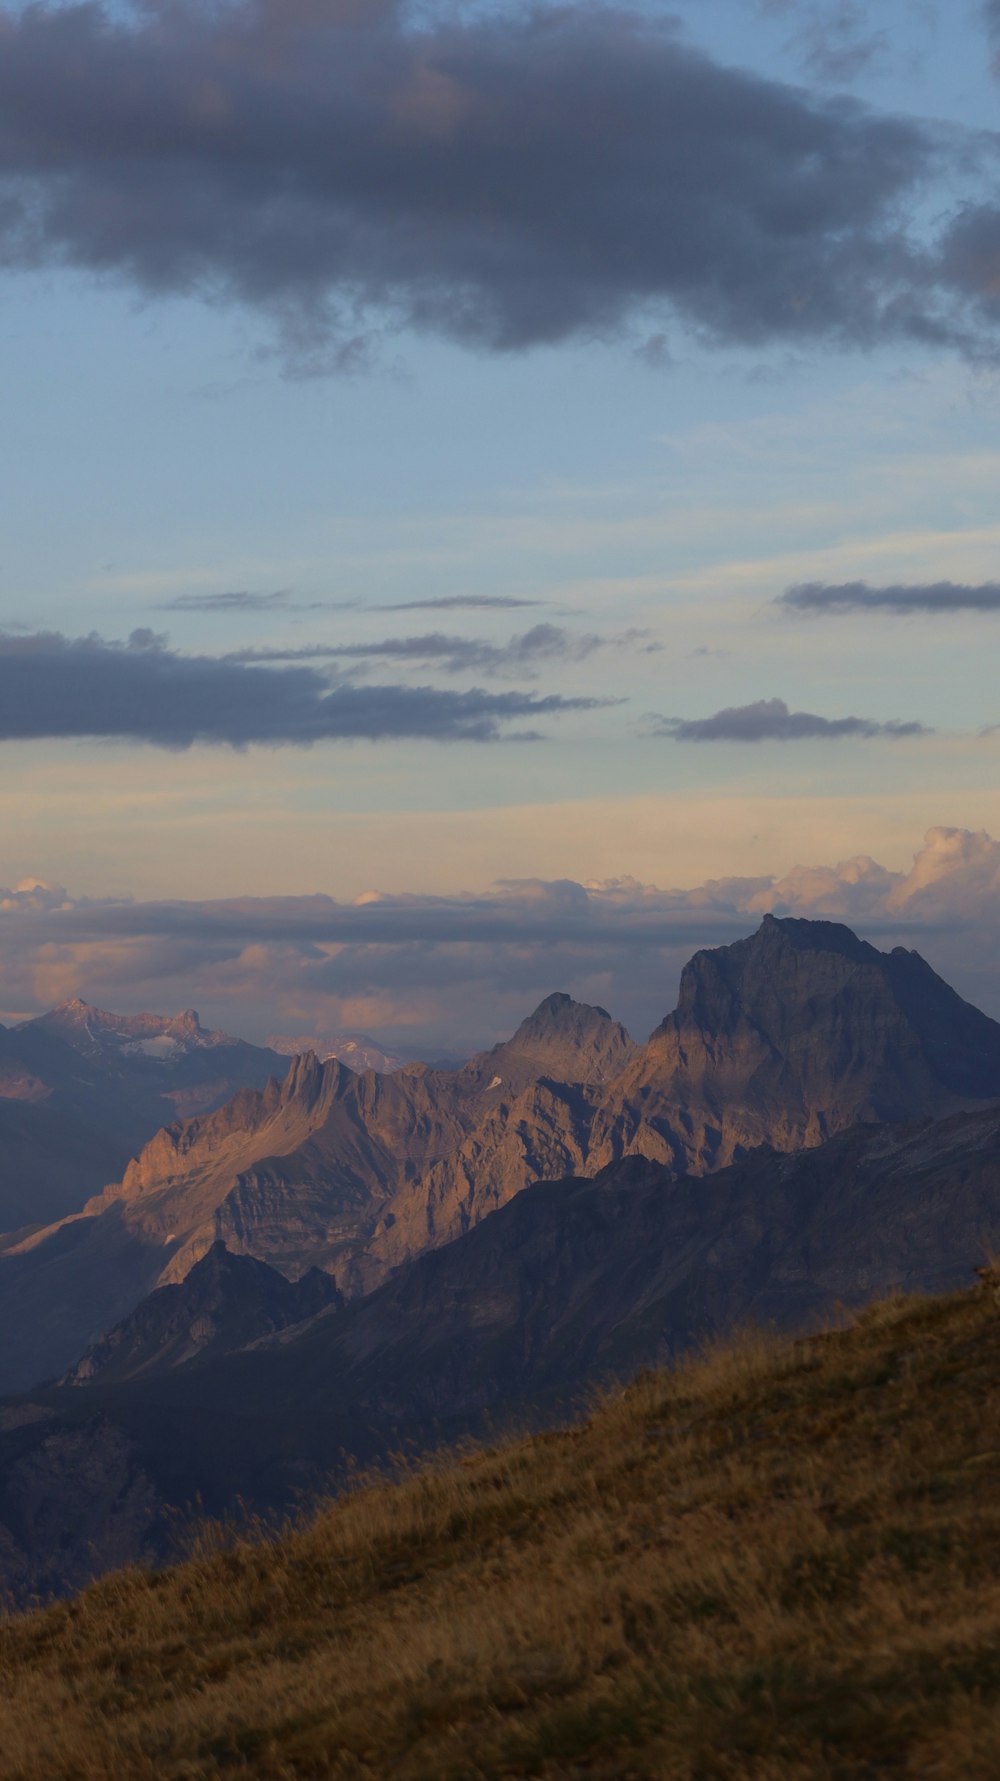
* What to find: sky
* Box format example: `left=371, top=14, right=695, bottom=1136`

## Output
left=2, top=0, right=1000, bottom=1048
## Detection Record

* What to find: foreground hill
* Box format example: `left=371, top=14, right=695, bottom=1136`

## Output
left=3, top=1279, right=1000, bottom=1779
left=0, top=1002, right=284, bottom=1235
left=2, top=1099, right=999, bottom=1600
left=4, top=915, right=999, bottom=1396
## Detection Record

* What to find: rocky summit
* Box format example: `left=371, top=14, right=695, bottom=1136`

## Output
left=590, top=913, right=1000, bottom=1171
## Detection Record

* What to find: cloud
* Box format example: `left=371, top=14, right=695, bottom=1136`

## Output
left=773, top=1, right=889, bottom=83
left=0, top=629, right=603, bottom=748
left=935, top=202, right=1000, bottom=332
left=226, top=623, right=658, bottom=679
left=656, top=697, right=930, bottom=742
left=0, top=0, right=988, bottom=365
left=985, top=0, right=1000, bottom=61
left=159, top=590, right=293, bottom=613
left=156, top=590, right=359, bottom=615
left=778, top=580, right=1000, bottom=615
left=378, top=597, right=545, bottom=613
left=5, top=827, right=1000, bottom=1048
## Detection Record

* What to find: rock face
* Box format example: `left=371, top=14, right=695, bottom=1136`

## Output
left=590, top=915, right=1000, bottom=1172
left=3, top=917, right=1000, bottom=1396
left=65, top=1242, right=342, bottom=1387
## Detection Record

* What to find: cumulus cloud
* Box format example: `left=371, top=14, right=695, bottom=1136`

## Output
left=4, top=828, right=1000, bottom=1048
left=0, top=0, right=989, bottom=365
left=227, top=624, right=657, bottom=679
left=656, top=697, right=930, bottom=742
left=0, top=629, right=602, bottom=747
left=778, top=580, right=1000, bottom=615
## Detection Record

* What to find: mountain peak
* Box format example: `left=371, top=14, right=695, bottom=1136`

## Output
left=278, top=1049, right=352, bottom=1113
left=754, top=912, right=880, bottom=963
left=522, top=990, right=613, bottom=1028
left=23, top=1001, right=232, bottom=1057
left=628, top=914, right=1000, bottom=1146
left=472, top=992, right=634, bottom=1088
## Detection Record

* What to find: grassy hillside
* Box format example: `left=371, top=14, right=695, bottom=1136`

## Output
left=3, top=1278, right=1000, bottom=1778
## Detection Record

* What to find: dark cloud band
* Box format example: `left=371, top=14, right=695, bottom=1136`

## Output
left=0, top=630, right=601, bottom=747
left=657, top=696, right=930, bottom=742
left=778, top=580, right=1000, bottom=614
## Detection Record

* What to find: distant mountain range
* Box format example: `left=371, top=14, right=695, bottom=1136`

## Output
left=0, top=1001, right=285, bottom=1234
left=2, top=913, right=1000, bottom=1601
left=266, top=1031, right=406, bottom=1074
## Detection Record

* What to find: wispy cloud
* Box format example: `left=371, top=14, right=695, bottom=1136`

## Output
left=984, top=0, right=1000, bottom=65
left=378, top=597, right=545, bottom=613
left=157, top=590, right=359, bottom=615
left=656, top=697, right=931, bottom=742
left=0, top=630, right=603, bottom=748
left=0, top=1, right=991, bottom=368
left=159, top=590, right=294, bottom=614
left=226, top=624, right=659, bottom=680
left=764, top=1, right=889, bottom=83
left=777, top=580, right=1000, bottom=615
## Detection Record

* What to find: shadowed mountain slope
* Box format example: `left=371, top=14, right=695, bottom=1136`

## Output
left=2, top=1099, right=1000, bottom=1599
left=64, top=1241, right=342, bottom=1387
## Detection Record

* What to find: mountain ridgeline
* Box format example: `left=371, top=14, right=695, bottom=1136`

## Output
left=1, top=914, right=999, bottom=1402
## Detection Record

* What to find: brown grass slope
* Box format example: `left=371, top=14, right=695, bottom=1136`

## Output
left=4, top=1277, right=1000, bottom=1778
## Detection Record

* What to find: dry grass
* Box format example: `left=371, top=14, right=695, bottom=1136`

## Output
left=3, top=1282, right=1000, bottom=1777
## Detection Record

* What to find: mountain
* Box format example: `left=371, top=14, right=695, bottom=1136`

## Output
left=590, top=914, right=1000, bottom=1171
left=64, top=1241, right=342, bottom=1386
left=0, top=993, right=632, bottom=1391
left=2, top=1097, right=1000, bottom=1601
left=0, top=1003, right=284, bottom=1235
left=19, top=999, right=285, bottom=1127
left=3, top=915, right=1000, bottom=1397
left=266, top=1031, right=406, bottom=1074
left=464, top=991, right=636, bottom=1091
left=3, top=1280, right=998, bottom=1776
